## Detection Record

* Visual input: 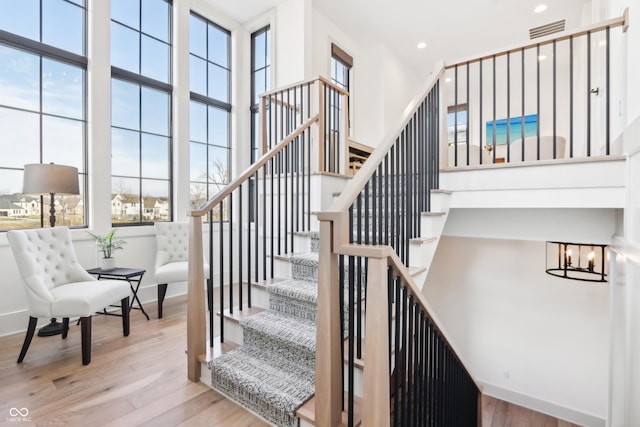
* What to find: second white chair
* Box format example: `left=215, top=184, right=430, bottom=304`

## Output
left=154, top=222, right=209, bottom=318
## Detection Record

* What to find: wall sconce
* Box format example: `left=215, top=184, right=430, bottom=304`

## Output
left=545, top=241, right=607, bottom=282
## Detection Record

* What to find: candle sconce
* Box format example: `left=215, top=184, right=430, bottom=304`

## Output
left=545, top=241, right=608, bottom=283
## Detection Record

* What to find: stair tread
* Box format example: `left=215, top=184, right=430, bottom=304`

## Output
left=297, top=393, right=362, bottom=427
left=421, top=211, right=446, bottom=216
left=409, top=237, right=438, bottom=244
left=211, top=344, right=315, bottom=426
left=241, top=277, right=287, bottom=290
left=269, top=279, right=318, bottom=303
left=241, top=310, right=316, bottom=353
left=220, top=307, right=265, bottom=323
left=198, top=336, right=240, bottom=364
left=431, top=189, right=453, bottom=194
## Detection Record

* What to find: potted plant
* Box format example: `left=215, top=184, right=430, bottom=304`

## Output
left=88, top=229, right=126, bottom=271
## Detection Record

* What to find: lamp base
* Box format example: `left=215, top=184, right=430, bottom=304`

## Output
left=37, top=318, right=64, bottom=337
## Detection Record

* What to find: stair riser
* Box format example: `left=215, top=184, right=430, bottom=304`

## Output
left=430, top=192, right=451, bottom=212
left=244, top=331, right=315, bottom=365
left=223, top=319, right=244, bottom=345
left=408, top=240, right=438, bottom=272
left=270, top=294, right=317, bottom=322
left=421, top=214, right=446, bottom=237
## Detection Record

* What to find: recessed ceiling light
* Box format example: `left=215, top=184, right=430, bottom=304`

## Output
left=445, top=77, right=452, bottom=83
left=538, top=54, right=547, bottom=61
left=417, top=42, right=427, bottom=49
left=534, top=4, right=547, bottom=13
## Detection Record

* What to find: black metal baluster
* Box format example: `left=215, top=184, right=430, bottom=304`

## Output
left=407, top=297, right=415, bottom=424
left=393, top=278, right=401, bottom=426
left=347, top=254, right=355, bottom=427
left=492, top=55, right=497, bottom=162
left=219, top=201, right=224, bottom=341
left=537, top=44, right=541, bottom=160
left=263, top=163, right=267, bottom=279
left=239, top=185, right=243, bottom=310
left=229, top=192, right=233, bottom=314
left=570, top=36, right=574, bottom=158
left=507, top=51, right=511, bottom=162
left=587, top=31, right=592, bottom=157
left=606, top=26, right=611, bottom=155
left=521, top=48, right=526, bottom=161
left=454, top=65, right=459, bottom=166
left=553, top=40, right=557, bottom=159
left=479, top=60, right=484, bottom=164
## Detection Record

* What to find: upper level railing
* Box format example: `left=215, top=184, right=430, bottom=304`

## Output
left=315, top=62, right=481, bottom=426
left=445, top=10, right=628, bottom=168
left=185, top=76, right=349, bottom=381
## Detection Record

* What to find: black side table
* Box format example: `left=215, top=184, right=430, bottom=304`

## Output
left=87, top=267, right=150, bottom=320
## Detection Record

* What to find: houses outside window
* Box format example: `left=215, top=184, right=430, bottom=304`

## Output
left=0, top=0, right=88, bottom=230
left=110, top=0, right=172, bottom=224
left=188, top=13, right=231, bottom=221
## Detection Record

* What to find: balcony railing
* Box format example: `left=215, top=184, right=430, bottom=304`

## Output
left=445, top=9, right=628, bottom=168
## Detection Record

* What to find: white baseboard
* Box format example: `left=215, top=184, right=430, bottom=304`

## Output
left=480, top=381, right=605, bottom=427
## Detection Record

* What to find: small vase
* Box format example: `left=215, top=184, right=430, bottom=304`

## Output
left=100, top=257, right=116, bottom=271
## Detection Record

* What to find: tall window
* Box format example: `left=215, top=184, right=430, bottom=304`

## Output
left=330, top=44, right=351, bottom=92
left=250, top=26, right=270, bottom=163
left=330, top=43, right=352, bottom=135
left=188, top=13, right=231, bottom=219
left=0, top=0, right=87, bottom=230
left=111, top=0, right=172, bottom=224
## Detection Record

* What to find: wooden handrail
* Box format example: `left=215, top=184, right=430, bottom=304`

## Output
left=336, top=241, right=481, bottom=390
left=258, top=76, right=349, bottom=100
left=329, top=61, right=445, bottom=214
left=191, top=115, right=319, bottom=217
left=445, top=8, right=629, bottom=69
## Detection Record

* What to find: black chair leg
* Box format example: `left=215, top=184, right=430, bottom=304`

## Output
left=158, top=283, right=168, bottom=318
left=62, top=318, right=70, bottom=339
left=80, top=316, right=92, bottom=365
left=121, top=297, right=130, bottom=337
left=17, top=317, right=38, bottom=363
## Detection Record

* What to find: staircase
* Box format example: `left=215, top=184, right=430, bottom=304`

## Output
left=209, top=234, right=321, bottom=427
left=186, top=66, right=480, bottom=426
left=206, top=184, right=453, bottom=425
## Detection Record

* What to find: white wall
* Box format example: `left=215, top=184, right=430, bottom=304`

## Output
left=424, top=235, right=609, bottom=426
left=311, top=7, right=422, bottom=148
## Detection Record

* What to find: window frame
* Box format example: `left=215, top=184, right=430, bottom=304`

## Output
left=0, top=0, right=88, bottom=231
left=188, top=12, right=232, bottom=221
left=110, top=0, right=173, bottom=226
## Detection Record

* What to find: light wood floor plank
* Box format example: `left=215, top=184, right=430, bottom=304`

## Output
left=0, top=295, right=584, bottom=426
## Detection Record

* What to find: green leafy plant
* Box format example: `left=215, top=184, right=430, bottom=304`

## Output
left=88, top=229, right=126, bottom=259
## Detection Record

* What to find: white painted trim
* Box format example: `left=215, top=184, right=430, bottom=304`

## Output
left=480, top=381, right=606, bottom=427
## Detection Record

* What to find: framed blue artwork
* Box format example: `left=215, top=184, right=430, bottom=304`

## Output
left=486, top=114, right=537, bottom=145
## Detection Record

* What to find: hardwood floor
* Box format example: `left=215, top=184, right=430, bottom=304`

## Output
left=0, top=296, right=267, bottom=427
left=482, top=395, right=581, bottom=427
left=0, top=295, right=581, bottom=426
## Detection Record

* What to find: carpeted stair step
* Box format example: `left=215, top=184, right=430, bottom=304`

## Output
left=241, top=310, right=316, bottom=358
left=290, top=252, right=320, bottom=281
left=210, top=342, right=315, bottom=427
left=269, top=279, right=318, bottom=322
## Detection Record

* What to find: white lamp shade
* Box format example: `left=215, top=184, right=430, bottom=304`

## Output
left=23, top=163, right=80, bottom=195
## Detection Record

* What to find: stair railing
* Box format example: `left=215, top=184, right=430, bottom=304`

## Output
left=316, top=61, right=481, bottom=426
left=445, top=9, right=628, bottom=167
left=186, top=77, right=349, bottom=382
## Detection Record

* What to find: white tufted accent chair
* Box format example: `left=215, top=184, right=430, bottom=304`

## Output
left=7, top=227, right=131, bottom=365
left=154, top=222, right=209, bottom=318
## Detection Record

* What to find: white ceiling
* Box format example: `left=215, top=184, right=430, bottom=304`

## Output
left=207, top=0, right=592, bottom=77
